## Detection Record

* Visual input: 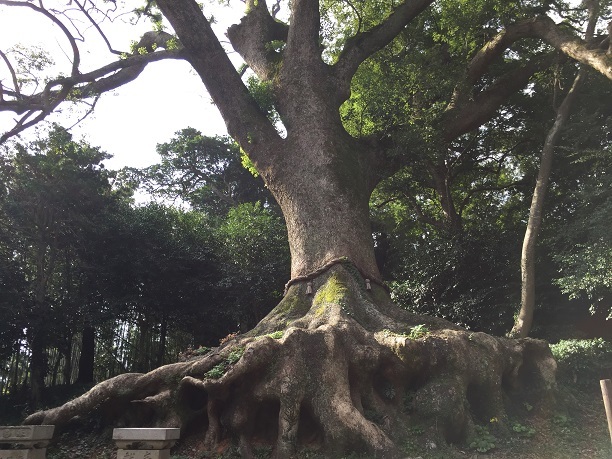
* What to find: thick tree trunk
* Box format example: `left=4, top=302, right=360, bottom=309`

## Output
left=23, top=84, right=559, bottom=459
left=22, top=2, right=560, bottom=457
left=269, top=131, right=380, bottom=282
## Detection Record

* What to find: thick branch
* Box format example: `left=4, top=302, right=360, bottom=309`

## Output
left=443, top=53, right=557, bottom=142
left=226, top=0, right=288, bottom=81
left=334, top=0, right=435, bottom=84
left=1, top=49, right=183, bottom=114
left=450, top=15, right=611, bottom=115
left=285, top=0, right=322, bottom=61
left=156, top=0, right=281, bottom=178
left=522, top=16, right=612, bottom=79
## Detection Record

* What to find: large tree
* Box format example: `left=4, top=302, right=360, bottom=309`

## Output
left=2, top=0, right=612, bottom=456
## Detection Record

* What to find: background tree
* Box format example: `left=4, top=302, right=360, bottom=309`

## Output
left=0, top=125, right=117, bottom=406
left=133, top=128, right=290, bottom=332
left=136, top=128, right=275, bottom=215
left=216, top=202, right=290, bottom=331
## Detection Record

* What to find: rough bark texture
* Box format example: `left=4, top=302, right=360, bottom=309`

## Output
left=25, top=263, right=556, bottom=458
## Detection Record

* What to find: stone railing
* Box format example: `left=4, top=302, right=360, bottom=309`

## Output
left=0, top=425, right=55, bottom=459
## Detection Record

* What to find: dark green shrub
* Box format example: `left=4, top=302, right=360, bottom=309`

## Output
left=550, top=338, right=612, bottom=385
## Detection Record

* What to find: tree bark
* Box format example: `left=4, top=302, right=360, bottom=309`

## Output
left=268, top=130, right=381, bottom=281
left=29, top=331, right=47, bottom=408
left=76, top=325, right=95, bottom=384
left=510, top=3, right=598, bottom=338
left=510, top=71, right=585, bottom=338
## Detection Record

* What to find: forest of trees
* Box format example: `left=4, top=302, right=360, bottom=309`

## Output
left=0, top=0, right=611, bottom=456
left=0, top=126, right=290, bottom=404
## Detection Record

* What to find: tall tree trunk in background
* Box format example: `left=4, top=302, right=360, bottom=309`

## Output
left=29, top=332, right=47, bottom=408
left=50, top=349, right=61, bottom=386
left=511, top=1, right=598, bottom=337
left=30, top=249, right=51, bottom=406
left=76, top=326, right=95, bottom=384
left=61, top=335, right=73, bottom=385
left=11, top=345, right=21, bottom=392
left=157, top=314, right=168, bottom=368
left=510, top=72, right=585, bottom=337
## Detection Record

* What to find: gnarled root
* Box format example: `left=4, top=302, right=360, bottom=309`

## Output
left=24, top=264, right=556, bottom=458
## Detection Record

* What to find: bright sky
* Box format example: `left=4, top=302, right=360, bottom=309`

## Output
left=0, top=2, right=243, bottom=170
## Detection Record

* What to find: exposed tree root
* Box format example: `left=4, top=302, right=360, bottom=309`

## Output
left=24, top=263, right=557, bottom=458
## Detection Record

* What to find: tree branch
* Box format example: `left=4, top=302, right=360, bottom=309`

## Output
left=522, top=15, right=612, bottom=80
left=0, top=49, right=20, bottom=96
left=0, top=42, right=185, bottom=143
left=285, top=0, right=322, bottom=62
left=73, top=0, right=123, bottom=55
left=333, top=0, right=435, bottom=84
left=227, top=0, right=288, bottom=81
left=403, top=192, right=445, bottom=230
left=442, top=53, right=558, bottom=142
left=156, top=0, right=282, bottom=177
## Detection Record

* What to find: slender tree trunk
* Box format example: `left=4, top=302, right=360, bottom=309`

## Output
left=157, top=315, right=168, bottom=368
left=510, top=70, right=585, bottom=337
left=76, top=326, right=95, bottom=384
left=11, top=341, right=21, bottom=392
left=50, top=349, right=61, bottom=386
left=29, top=332, right=47, bottom=408
left=61, top=335, right=73, bottom=385
left=511, top=1, right=597, bottom=337
left=428, top=160, right=463, bottom=234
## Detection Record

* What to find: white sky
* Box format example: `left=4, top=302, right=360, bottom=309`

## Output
left=0, top=2, right=244, bottom=170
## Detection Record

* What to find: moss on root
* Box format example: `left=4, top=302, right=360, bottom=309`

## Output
left=23, top=264, right=557, bottom=459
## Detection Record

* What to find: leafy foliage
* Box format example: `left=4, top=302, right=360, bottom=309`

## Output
left=137, top=128, right=273, bottom=215
left=550, top=338, right=612, bottom=385
left=216, top=202, right=290, bottom=331
left=469, top=425, right=496, bottom=453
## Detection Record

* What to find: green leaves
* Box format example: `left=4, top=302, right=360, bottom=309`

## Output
left=216, top=202, right=290, bottom=329
left=139, top=128, right=272, bottom=216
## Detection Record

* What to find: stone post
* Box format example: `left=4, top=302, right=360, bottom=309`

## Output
left=112, top=428, right=180, bottom=459
left=0, top=425, right=55, bottom=459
